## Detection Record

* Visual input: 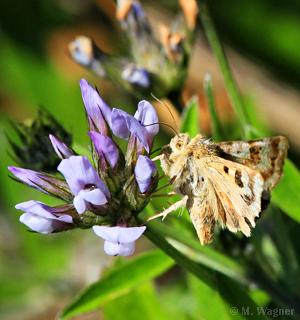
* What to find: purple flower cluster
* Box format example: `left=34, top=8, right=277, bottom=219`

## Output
left=8, top=79, right=159, bottom=256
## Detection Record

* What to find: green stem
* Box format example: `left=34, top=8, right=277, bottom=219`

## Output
left=197, top=0, right=251, bottom=140
left=141, top=222, right=215, bottom=287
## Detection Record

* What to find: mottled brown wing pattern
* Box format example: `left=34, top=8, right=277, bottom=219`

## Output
left=200, top=155, right=264, bottom=237
left=150, top=133, right=288, bottom=245
left=178, top=159, right=220, bottom=245
left=216, top=136, right=289, bottom=191
left=186, top=185, right=217, bottom=245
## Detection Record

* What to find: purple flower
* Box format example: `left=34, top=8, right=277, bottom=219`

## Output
left=79, top=79, right=112, bottom=134
left=135, top=155, right=158, bottom=193
left=16, top=200, right=73, bottom=234
left=8, top=166, right=71, bottom=199
left=92, top=225, right=146, bottom=256
left=111, top=100, right=159, bottom=152
left=134, top=100, right=159, bottom=150
left=58, top=156, right=110, bottom=214
left=111, top=108, right=149, bottom=150
left=49, top=134, right=73, bottom=159
left=88, top=132, right=119, bottom=169
left=122, top=64, right=150, bottom=88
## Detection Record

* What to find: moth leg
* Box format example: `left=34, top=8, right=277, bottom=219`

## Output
left=145, top=176, right=176, bottom=195
left=152, top=154, right=164, bottom=162
left=150, top=191, right=176, bottom=198
left=143, top=195, right=188, bottom=223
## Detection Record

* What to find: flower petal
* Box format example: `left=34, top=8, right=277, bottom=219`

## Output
left=58, top=156, right=110, bottom=199
left=122, top=65, right=150, bottom=88
left=93, top=225, right=146, bottom=243
left=20, top=212, right=56, bottom=234
left=16, top=200, right=73, bottom=234
left=118, top=242, right=136, bottom=256
left=49, top=134, right=73, bottom=159
left=73, top=194, right=87, bottom=214
left=135, top=155, right=158, bottom=193
left=111, top=108, right=149, bottom=151
left=79, top=188, right=108, bottom=205
left=103, top=240, right=120, bottom=256
left=134, top=100, right=159, bottom=149
left=103, top=240, right=135, bottom=256
left=79, top=79, right=112, bottom=133
left=118, top=226, right=146, bottom=243
left=8, top=166, right=69, bottom=196
left=88, top=132, right=119, bottom=168
left=92, top=225, right=119, bottom=242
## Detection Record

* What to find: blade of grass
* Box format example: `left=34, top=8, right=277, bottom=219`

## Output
left=204, top=72, right=225, bottom=141
left=197, top=0, right=251, bottom=140
left=180, top=95, right=200, bottom=137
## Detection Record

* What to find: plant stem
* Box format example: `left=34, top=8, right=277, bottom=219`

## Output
left=197, top=0, right=251, bottom=140
left=141, top=222, right=215, bottom=287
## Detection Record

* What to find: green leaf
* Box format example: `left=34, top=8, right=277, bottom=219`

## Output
left=103, top=282, right=170, bottom=320
left=197, top=0, right=251, bottom=140
left=58, top=250, right=174, bottom=320
left=272, top=159, right=300, bottom=224
left=180, top=96, right=199, bottom=137
left=188, top=270, right=271, bottom=320
left=142, top=204, right=248, bottom=285
left=204, top=72, right=225, bottom=141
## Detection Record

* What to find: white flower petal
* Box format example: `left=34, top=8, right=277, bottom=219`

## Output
left=103, top=240, right=120, bottom=256
left=80, top=188, right=108, bottom=206
left=93, top=225, right=146, bottom=244
left=93, top=225, right=119, bottom=242
left=118, top=226, right=146, bottom=243
left=118, top=242, right=135, bottom=256
left=73, top=194, right=86, bottom=214
left=19, top=213, right=54, bottom=234
left=58, top=156, right=110, bottom=199
left=103, top=241, right=135, bottom=256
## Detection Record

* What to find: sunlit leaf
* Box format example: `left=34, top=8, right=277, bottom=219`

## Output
left=180, top=96, right=199, bottom=137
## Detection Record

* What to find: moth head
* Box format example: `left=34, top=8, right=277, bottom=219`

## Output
left=170, top=133, right=190, bottom=152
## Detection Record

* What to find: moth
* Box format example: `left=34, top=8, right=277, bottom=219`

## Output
left=147, top=133, right=289, bottom=245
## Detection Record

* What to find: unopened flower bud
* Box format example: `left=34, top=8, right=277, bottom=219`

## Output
left=7, top=108, right=72, bottom=173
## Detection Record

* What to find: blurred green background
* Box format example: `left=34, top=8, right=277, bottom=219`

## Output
left=1, top=0, right=300, bottom=319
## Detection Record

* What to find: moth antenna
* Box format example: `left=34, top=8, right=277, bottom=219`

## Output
left=150, top=93, right=180, bottom=133
left=143, top=122, right=179, bottom=136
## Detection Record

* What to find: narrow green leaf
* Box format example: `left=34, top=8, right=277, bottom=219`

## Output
left=188, top=269, right=270, bottom=319
left=272, top=159, right=300, bottom=224
left=103, top=282, right=170, bottom=320
left=142, top=223, right=269, bottom=317
left=168, top=238, right=248, bottom=285
left=272, top=208, right=300, bottom=295
left=58, top=250, right=174, bottom=320
left=217, top=274, right=270, bottom=319
left=197, top=0, right=251, bottom=140
left=188, top=273, right=239, bottom=320
left=204, top=72, right=225, bottom=141
left=142, top=204, right=248, bottom=285
left=180, top=95, right=200, bottom=137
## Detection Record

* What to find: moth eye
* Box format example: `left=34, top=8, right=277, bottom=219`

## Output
left=176, top=141, right=183, bottom=150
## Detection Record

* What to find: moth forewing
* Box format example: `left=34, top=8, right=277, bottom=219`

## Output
left=148, top=132, right=288, bottom=245
left=202, top=156, right=264, bottom=235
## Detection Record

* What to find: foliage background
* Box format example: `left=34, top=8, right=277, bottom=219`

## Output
left=1, top=0, right=300, bottom=319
